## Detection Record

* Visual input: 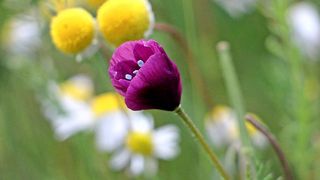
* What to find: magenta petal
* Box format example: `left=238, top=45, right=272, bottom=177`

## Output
left=110, top=41, right=138, bottom=66
left=125, top=53, right=182, bottom=111
left=133, top=44, right=154, bottom=62
left=111, top=79, right=131, bottom=96
left=112, top=61, right=139, bottom=80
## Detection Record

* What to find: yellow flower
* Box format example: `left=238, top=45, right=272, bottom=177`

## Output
left=50, top=8, right=95, bottom=54
left=97, top=0, right=154, bottom=47
left=91, top=93, right=125, bottom=117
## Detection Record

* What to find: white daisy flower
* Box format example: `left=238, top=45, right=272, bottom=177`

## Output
left=287, top=2, right=320, bottom=60
left=107, top=114, right=180, bottom=176
left=42, top=77, right=132, bottom=153
left=205, top=105, right=268, bottom=149
left=214, top=0, right=257, bottom=17
left=90, top=92, right=130, bottom=152
left=1, top=10, right=43, bottom=68
left=42, top=75, right=95, bottom=140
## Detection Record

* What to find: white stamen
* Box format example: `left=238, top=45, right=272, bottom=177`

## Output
left=125, top=74, right=132, bottom=80
left=133, top=70, right=138, bottom=74
left=137, top=60, right=144, bottom=67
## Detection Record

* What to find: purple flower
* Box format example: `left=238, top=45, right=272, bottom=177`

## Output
left=109, top=40, right=182, bottom=111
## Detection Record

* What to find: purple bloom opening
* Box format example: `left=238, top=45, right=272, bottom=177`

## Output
left=109, top=40, right=182, bottom=111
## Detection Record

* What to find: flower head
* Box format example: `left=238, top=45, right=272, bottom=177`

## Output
left=42, top=81, right=129, bottom=151
left=288, top=2, right=320, bottom=60
left=2, top=10, right=41, bottom=56
left=91, top=93, right=129, bottom=152
left=205, top=105, right=268, bottom=148
left=42, top=75, right=95, bottom=140
left=109, top=40, right=182, bottom=111
left=50, top=8, right=95, bottom=54
left=108, top=114, right=180, bottom=176
left=97, top=0, right=154, bottom=47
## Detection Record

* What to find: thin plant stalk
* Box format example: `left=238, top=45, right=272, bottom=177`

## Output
left=155, top=23, right=214, bottom=108
left=216, top=42, right=251, bottom=148
left=216, top=42, right=256, bottom=179
left=174, top=106, right=230, bottom=180
left=245, top=114, right=293, bottom=180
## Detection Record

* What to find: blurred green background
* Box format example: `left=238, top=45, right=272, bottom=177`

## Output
left=1, top=0, right=320, bottom=179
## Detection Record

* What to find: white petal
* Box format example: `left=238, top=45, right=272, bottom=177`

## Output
left=251, top=133, right=268, bottom=149
left=110, top=149, right=131, bottom=170
left=130, top=155, right=145, bottom=176
left=95, top=112, right=129, bottom=152
left=205, top=113, right=238, bottom=147
left=129, top=112, right=153, bottom=133
left=153, top=125, right=180, bottom=160
left=53, top=110, right=94, bottom=140
left=48, top=100, right=94, bottom=140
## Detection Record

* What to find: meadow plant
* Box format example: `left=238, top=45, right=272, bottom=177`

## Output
left=1, top=0, right=320, bottom=179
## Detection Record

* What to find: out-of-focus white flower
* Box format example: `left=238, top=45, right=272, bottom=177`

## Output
left=1, top=10, right=43, bottom=69
left=214, top=0, right=257, bottom=17
left=42, top=75, right=95, bottom=140
left=90, top=92, right=129, bottom=152
left=205, top=105, right=268, bottom=149
left=108, top=114, right=180, bottom=176
left=41, top=76, right=135, bottom=155
left=2, top=11, right=41, bottom=55
left=288, top=2, right=320, bottom=60
left=205, top=106, right=238, bottom=147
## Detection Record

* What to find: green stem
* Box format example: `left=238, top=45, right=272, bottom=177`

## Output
left=216, top=42, right=251, bottom=148
left=217, top=42, right=256, bottom=179
left=245, top=114, right=293, bottom=180
left=174, top=106, right=230, bottom=180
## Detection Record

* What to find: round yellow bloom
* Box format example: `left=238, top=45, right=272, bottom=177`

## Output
left=97, top=0, right=154, bottom=47
left=91, top=93, right=125, bottom=117
left=126, top=132, right=153, bottom=156
left=50, top=8, right=95, bottom=54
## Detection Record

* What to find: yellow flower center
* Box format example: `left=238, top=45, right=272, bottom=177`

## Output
left=126, top=132, right=153, bottom=156
left=91, top=93, right=125, bottom=117
left=60, top=81, right=92, bottom=100
left=50, top=8, right=95, bottom=54
left=97, top=0, right=153, bottom=47
left=211, top=105, right=232, bottom=121
left=87, top=0, right=107, bottom=8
